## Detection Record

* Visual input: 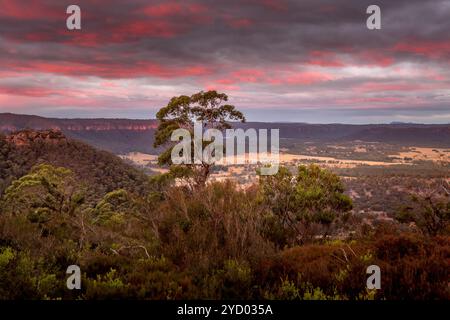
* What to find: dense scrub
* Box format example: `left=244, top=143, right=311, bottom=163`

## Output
left=0, top=159, right=448, bottom=299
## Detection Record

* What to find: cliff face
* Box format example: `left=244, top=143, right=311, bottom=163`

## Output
left=5, top=129, right=67, bottom=147
left=0, top=113, right=158, bottom=133
left=2, top=113, right=450, bottom=155
left=61, top=124, right=157, bottom=131
left=0, top=113, right=160, bottom=154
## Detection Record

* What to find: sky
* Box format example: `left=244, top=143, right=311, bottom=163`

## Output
left=0, top=0, right=449, bottom=123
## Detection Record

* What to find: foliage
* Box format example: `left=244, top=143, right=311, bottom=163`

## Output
left=153, top=90, right=245, bottom=187
left=2, top=164, right=82, bottom=219
left=93, top=189, right=131, bottom=226
left=396, top=184, right=450, bottom=236
left=258, top=165, right=353, bottom=246
left=0, top=132, right=148, bottom=203
left=0, top=133, right=448, bottom=300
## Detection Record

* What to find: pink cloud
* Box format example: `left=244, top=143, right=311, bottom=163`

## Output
left=142, top=2, right=208, bottom=17
left=307, top=51, right=345, bottom=67
left=354, top=82, right=434, bottom=92
left=260, top=0, right=287, bottom=11
left=143, top=3, right=183, bottom=17
left=393, top=40, right=450, bottom=59
left=0, top=0, right=60, bottom=20
left=226, top=18, right=253, bottom=29
left=2, top=59, right=214, bottom=79
left=336, top=97, right=405, bottom=105
left=0, top=86, right=62, bottom=97
left=213, top=68, right=333, bottom=87
left=271, top=71, right=333, bottom=85
left=354, top=51, right=395, bottom=67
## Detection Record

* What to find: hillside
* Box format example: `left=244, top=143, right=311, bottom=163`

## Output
left=0, top=113, right=449, bottom=156
left=236, top=122, right=450, bottom=146
left=0, top=129, right=149, bottom=201
left=0, top=113, right=158, bottom=154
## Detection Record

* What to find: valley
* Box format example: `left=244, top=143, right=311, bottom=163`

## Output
left=0, top=114, right=448, bottom=300
left=119, top=141, right=449, bottom=222
left=2, top=113, right=448, bottom=224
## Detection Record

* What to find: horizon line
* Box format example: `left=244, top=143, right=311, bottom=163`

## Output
left=1, top=112, right=449, bottom=126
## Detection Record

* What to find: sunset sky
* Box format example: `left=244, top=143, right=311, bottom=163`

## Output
left=0, top=0, right=449, bottom=123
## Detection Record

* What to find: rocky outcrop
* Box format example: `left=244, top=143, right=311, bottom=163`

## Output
left=5, top=129, right=67, bottom=147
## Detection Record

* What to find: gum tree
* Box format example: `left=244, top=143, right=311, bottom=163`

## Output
left=154, top=90, right=245, bottom=187
left=2, top=163, right=83, bottom=219
left=1, top=164, right=85, bottom=245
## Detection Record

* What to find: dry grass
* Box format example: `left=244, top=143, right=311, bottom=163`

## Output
left=390, top=147, right=450, bottom=162
left=119, top=152, right=158, bottom=165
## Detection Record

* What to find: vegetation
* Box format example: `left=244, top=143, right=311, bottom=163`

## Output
left=396, top=181, right=450, bottom=236
left=0, top=100, right=448, bottom=300
left=0, top=158, right=448, bottom=299
left=0, top=130, right=148, bottom=203
left=153, top=90, right=245, bottom=187
left=258, top=165, right=352, bottom=247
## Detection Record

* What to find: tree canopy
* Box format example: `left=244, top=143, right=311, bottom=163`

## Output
left=154, top=90, right=245, bottom=187
left=258, top=164, right=353, bottom=246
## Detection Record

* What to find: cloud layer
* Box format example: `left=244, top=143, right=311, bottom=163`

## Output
left=0, top=0, right=449, bottom=123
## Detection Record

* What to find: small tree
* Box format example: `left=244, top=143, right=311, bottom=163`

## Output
left=258, top=164, right=353, bottom=246
left=0, top=164, right=85, bottom=245
left=2, top=163, right=84, bottom=220
left=154, top=90, right=245, bottom=187
left=396, top=181, right=450, bottom=236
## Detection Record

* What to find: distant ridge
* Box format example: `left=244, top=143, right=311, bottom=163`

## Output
left=389, top=121, right=420, bottom=125
left=0, top=113, right=159, bottom=154
left=1, top=113, right=449, bottom=153
left=0, top=113, right=158, bottom=131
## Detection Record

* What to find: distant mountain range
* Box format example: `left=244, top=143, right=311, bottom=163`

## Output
left=1, top=113, right=449, bottom=154
left=0, top=113, right=159, bottom=154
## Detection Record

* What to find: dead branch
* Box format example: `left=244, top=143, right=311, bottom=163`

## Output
left=110, top=245, right=151, bottom=258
